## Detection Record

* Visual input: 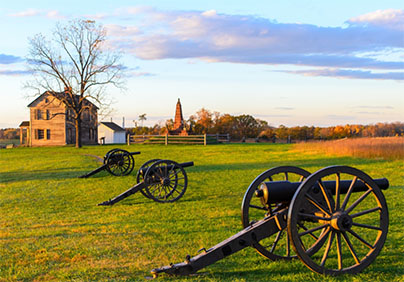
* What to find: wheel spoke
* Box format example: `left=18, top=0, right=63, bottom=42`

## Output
left=249, top=204, right=267, bottom=211
left=341, top=176, right=358, bottom=211
left=286, top=231, right=290, bottom=257
left=270, top=230, right=283, bottom=253
left=342, top=232, right=360, bottom=264
left=305, top=193, right=332, bottom=216
left=347, top=229, right=374, bottom=249
left=345, top=189, right=372, bottom=214
left=335, top=173, right=341, bottom=210
left=298, top=212, right=331, bottom=221
left=336, top=232, right=343, bottom=270
left=298, top=222, right=319, bottom=240
left=320, top=229, right=334, bottom=267
left=318, top=180, right=333, bottom=213
left=351, top=222, right=382, bottom=231
left=284, top=172, right=288, bottom=181
left=350, top=207, right=381, bottom=218
left=298, top=223, right=329, bottom=237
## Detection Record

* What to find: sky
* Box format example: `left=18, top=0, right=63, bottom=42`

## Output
left=0, top=0, right=403, bottom=128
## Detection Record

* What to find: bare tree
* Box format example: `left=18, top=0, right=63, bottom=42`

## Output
left=26, top=19, right=124, bottom=148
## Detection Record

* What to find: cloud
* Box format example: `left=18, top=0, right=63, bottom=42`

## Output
left=0, top=54, right=23, bottom=64
left=347, top=9, right=404, bottom=31
left=278, top=68, right=404, bottom=80
left=107, top=8, right=404, bottom=80
left=8, top=9, right=40, bottom=17
left=0, top=70, right=32, bottom=76
left=274, top=107, right=294, bottom=110
left=8, top=9, right=65, bottom=19
left=354, top=105, right=394, bottom=109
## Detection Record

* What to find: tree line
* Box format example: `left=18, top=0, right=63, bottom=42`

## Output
left=126, top=108, right=404, bottom=142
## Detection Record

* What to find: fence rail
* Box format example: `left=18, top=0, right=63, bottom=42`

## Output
left=127, top=134, right=230, bottom=145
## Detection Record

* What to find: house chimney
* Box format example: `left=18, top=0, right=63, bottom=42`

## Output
left=122, top=117, right=125, bottom=128
left=110, top=117, right=113, bottom=122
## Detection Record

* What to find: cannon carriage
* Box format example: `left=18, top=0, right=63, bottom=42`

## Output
left=98, top=159, right=194, bottom=205
left=79, top=148, right=141, bottom=178
left=151, top=165, right=389, bottom=276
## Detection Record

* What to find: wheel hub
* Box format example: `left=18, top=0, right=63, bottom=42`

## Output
left=330, top=212, right=353, bottom=231
left=161, top=177, right=171, bottom=186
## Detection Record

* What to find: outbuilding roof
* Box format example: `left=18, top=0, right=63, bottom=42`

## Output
left=99, top=122, right=125, bottom=132
left=19, top=121, right=30, bottom=127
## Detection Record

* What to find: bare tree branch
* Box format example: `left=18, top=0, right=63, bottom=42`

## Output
left=25, top=19, right=125, bottom=147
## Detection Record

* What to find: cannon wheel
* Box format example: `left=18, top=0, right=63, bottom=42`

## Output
left=136, top=159, right=161, bottom=199
left=103, top=148, right=120, bottom=164
left=241, top=166, right=311, bottom=260
left=144, top=160, right=187, bottom=203
left=105, top=149, right=135, bottom=176
left=288, top=166, right=389, bottom=275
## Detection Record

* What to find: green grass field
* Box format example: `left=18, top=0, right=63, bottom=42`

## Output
left=0, top=144, right=403, bottom=281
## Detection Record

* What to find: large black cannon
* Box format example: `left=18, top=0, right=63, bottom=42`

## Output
left=151, top=166, right=389, bottom=276
left=79, top=149, right=141, bottom=178
left=98, top=159, right=194, bottom=205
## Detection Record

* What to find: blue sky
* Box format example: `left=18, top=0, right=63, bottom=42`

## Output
left=0, top=0, right=403, bottom=128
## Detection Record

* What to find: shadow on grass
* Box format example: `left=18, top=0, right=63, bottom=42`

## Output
left=188, top=157, right=385, bottom=173
left=0, top=168, right=119, bottom=183
left=1, top=155, right=385, bottom=184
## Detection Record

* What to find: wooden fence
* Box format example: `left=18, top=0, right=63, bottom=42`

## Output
left=127, top=134, right=230, bottom=145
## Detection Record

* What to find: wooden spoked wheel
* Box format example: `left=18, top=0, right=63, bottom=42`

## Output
left=136, top=159, right=161, bottom=198
left=103, top=149, right=119, bottom=164
left=288, top=166, right=389, bottom=275
left=105, top=149, right=135, bottom=176
left=144, top=160, right=188, bottom=203
left=241, top=166, right=311, bottom=260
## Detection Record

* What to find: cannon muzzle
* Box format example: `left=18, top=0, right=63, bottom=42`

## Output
left=257, top=178, right=389, bottom=205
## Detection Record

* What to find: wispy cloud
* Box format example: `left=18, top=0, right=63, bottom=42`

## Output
left=278, top=68, right=404, bottom=80
left=8, top=8, right=40, bottom=17
left=274, top=107, right=294, bottom=110
left=8, top=9, right=65, bottom=19
left=0, top=54, right=23, bottom=64
left=347, top=9, right=404, bottom=31
left=0, top=70, right=32, bottom=76
left=107, top=7, right=404, bottom=80
left=354, top=105, right=394, bottom=109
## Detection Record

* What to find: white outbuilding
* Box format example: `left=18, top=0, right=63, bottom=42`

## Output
left=98, top=122, right=126, bottom=144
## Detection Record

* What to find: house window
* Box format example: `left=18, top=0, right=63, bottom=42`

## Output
left=37, top=129, right=44, bottom=139
left=45, top=98, right=49, bottom=103
left=46, top=110, right=50, bottom=120
left=36, top=109, right=42, bottom=120
left=46, top=129, right=51, bottom=140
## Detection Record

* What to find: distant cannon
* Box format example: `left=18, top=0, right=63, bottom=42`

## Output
left=151, top=166, right=389, bottom=276
left=98, top=159, right=194, bottom=205
left=78, top=149, right=140, bottom=178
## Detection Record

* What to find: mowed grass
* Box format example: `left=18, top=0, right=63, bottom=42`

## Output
left=0, top=143, right=403, bottom=282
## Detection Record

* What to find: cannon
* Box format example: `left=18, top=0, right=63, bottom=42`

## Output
left=98, top=159, right=194, bottom=205
left=151, top=165, right=389, bottom=276
left=79, top=149, right=141, bottom=178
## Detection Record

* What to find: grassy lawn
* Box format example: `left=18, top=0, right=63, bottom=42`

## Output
left=0, top=144, right=403, bottom=281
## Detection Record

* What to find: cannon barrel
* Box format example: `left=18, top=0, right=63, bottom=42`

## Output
left=258, top=178, right=389, bottom=204
left=138, top=161, right=194, bottom=175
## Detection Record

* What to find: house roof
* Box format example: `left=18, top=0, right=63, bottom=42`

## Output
left=100, top=122, right=125, bottom=132
left=19, top=121, right=30, bottom=127
left=27, top=91, right=99, bottom=110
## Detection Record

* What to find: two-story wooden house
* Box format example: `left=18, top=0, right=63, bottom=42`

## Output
left=20, top=91, right=98, bottom=146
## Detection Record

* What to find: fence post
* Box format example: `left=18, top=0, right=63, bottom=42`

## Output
left=165, top=134, right=168, bottom=146
left=227, top=133, right=230, bottom=143
left=204, top=134, right=207, bottom=146
left=127, top=134, right=130, bottom=145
